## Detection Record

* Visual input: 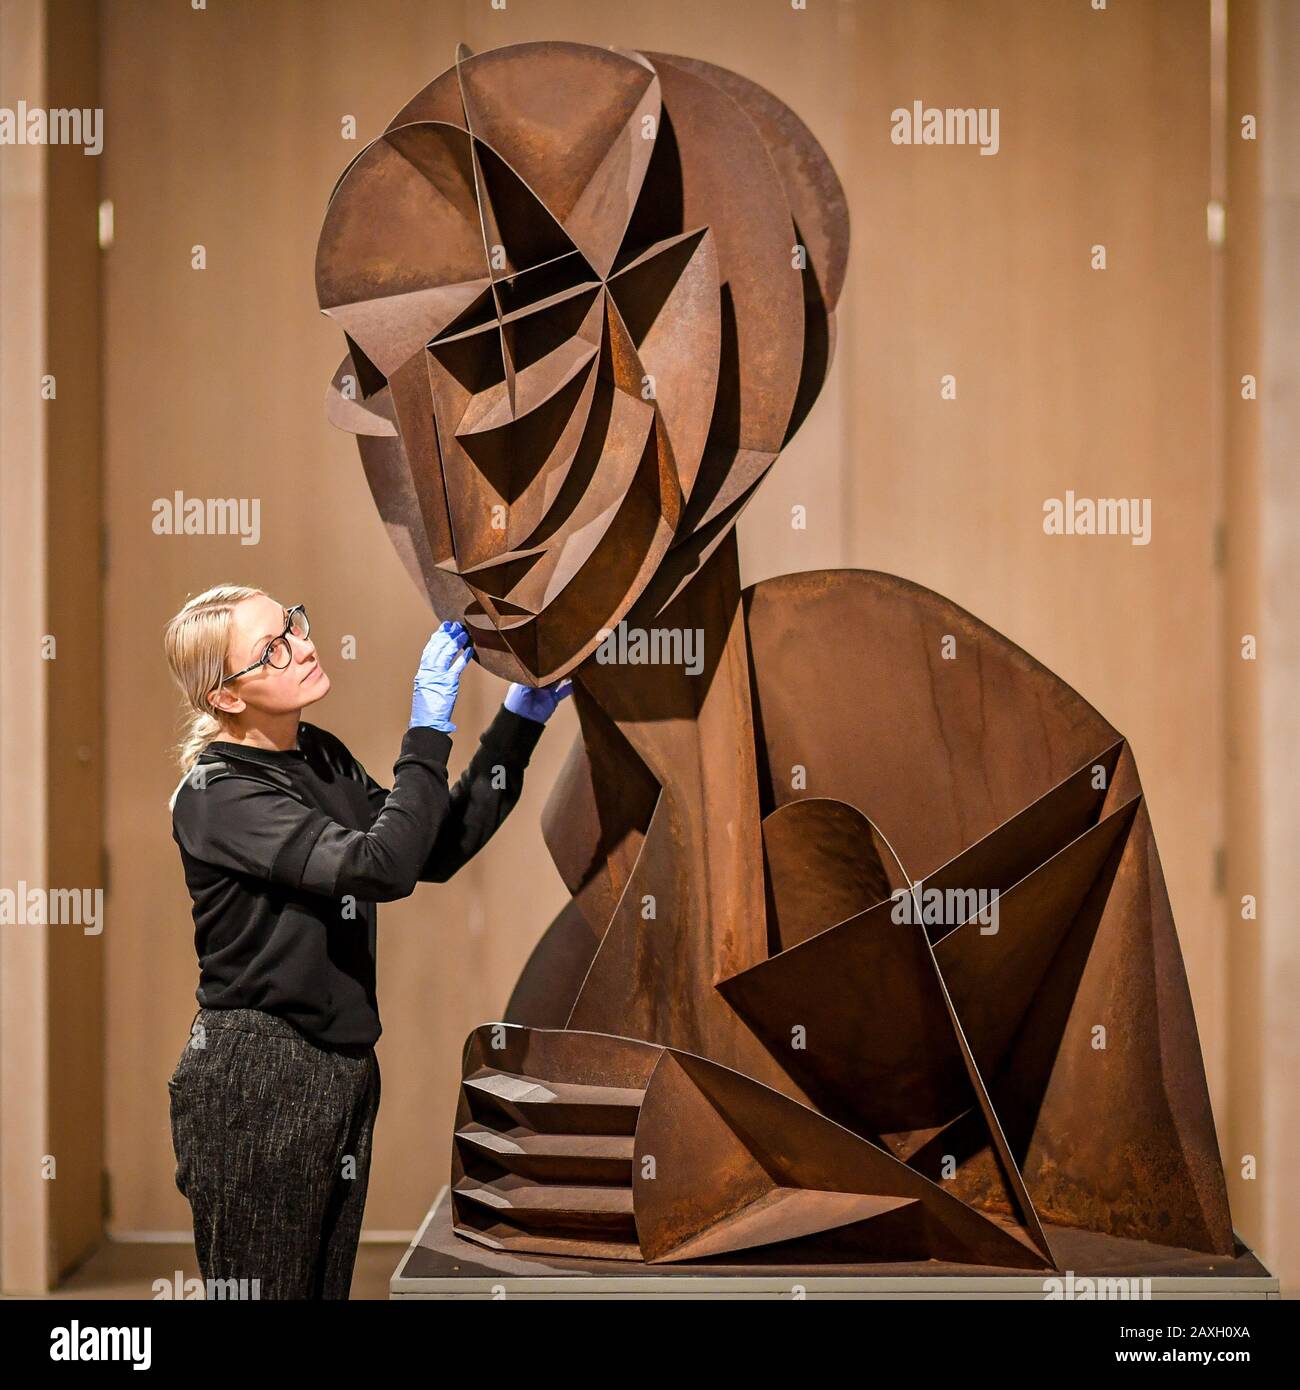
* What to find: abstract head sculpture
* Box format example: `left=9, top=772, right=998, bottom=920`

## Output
left=317, top=44, right=1242, bottom=1277
left=315, top=42, right=848, bottom=683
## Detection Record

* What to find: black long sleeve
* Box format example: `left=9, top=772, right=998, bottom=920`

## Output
left=302, top=727, right=455, bottom=899
left=170, top=720, right=472, bottom=1047
left=360, top=706, right=545, bottom=884
left=173, top=726, right=455, bottom=902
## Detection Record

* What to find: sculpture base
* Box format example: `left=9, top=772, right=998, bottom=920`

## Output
left=390, top=1188, right=1277, bottom=1300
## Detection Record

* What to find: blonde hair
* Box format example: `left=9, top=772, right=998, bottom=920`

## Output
left=163, top=584, right=265, bottom=773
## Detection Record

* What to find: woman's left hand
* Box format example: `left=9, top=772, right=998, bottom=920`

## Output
left=503, top=678, right=573, bottom=725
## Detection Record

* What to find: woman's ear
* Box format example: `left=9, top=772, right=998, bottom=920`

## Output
left=207, top=685, right=243, bottom=717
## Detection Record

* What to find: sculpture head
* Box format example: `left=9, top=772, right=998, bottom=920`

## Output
left=315, top=42, right=848, bottom=684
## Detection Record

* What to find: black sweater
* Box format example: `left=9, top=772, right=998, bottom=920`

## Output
left=170, top=709, right=544, bottom=1048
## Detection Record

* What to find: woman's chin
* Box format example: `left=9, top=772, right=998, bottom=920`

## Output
left=301, top=671, right=331, bottom=706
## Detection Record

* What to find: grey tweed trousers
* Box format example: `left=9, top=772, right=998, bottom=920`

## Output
left=168, top=1006, right=381, bottom=1300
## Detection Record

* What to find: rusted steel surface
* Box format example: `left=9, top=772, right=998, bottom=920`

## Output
left=634, top=1048, right=1045, bottom=1267
left=317, top=43, right=1236, bottom=1271
left=738, top=571, right=1234, bottom=1257
left=317, top=40, right=807, bottom=686
left=760, top=798, right=898, bottom=953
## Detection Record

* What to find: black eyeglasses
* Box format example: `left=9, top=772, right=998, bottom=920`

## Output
left=220, top=604, right=310, bottom=684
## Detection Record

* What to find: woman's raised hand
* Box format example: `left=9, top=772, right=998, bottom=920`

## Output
left=503, top=677, right=573, bottom=725
left=410, top=621, right=473, bottom=732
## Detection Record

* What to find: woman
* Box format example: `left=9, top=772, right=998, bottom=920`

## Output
left=163, top=584, right=568, bottom=1299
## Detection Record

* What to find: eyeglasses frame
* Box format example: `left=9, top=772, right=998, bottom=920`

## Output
left=219, top=603, right=310, bottom=685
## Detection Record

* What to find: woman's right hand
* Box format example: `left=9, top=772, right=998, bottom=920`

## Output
left=410, top=621, right=473, bottom=732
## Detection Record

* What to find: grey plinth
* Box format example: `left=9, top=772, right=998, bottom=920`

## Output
left=390, top=1187, right=1278, bottom=1300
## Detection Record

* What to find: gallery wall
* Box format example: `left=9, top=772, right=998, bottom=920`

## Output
left=94, top=0, right=1250, bottom=1256
left=1, top=0, right=104, bottom=1290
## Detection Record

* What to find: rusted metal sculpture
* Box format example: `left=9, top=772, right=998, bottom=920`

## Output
left=317, top=41, right=1236, bottom=1271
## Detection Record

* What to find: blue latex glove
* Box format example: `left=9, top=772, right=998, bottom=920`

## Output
left=504, top=677, right=573, bottom=725
left=410, top=621, right=473, bottom=731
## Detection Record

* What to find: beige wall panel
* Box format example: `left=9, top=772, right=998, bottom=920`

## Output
left=1223, top=0, right=1264, bottom=1277
left=1, top=0, right=53, bottom=1292
left=1, top=0, right=104, bottom=1292
left=1243, top=0, right=1300, bottom=1298
left=44, top=0, right=105, bottom=1277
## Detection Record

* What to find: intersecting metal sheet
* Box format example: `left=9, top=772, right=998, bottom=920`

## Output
left=634, top=1049, right=1046, bottom=1268
left=760, top=798, right=899, bottom=952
